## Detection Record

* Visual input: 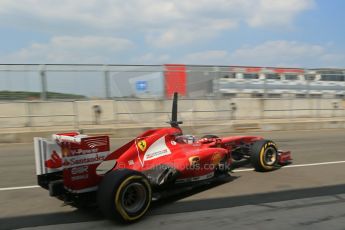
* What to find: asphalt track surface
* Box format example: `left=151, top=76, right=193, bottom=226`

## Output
left=0, top=129, right=345, bottom=229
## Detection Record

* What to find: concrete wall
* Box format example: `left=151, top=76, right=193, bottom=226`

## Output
left=0, top=98, right=344, bottom=128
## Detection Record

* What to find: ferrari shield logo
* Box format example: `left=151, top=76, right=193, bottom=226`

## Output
left=137, top=140, right=147, bottom=152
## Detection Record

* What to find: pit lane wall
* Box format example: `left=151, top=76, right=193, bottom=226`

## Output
left=0, top=98, right=345, bottom=143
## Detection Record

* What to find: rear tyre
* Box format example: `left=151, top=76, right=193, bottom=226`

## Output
left=97, top=169, right=151, bottom=223
left=251, top=140, right=278, bottom=172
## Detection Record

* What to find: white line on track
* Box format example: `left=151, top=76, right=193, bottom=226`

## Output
left=233, top=160, right=345, bottom=172
left=1, top=160, right=345, bottom=192
left=0, top=185, right=39, bottom=191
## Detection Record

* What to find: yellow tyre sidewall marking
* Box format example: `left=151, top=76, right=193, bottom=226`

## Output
left=114, top=175, right=151, bottom=221
left=259, top=142, right=276, bottom=170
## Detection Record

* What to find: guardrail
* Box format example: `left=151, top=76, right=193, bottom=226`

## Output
left=0, top=98, right=344, bottom=129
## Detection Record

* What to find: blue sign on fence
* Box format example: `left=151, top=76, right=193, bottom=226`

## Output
left=136, top=80, right=147, bottom=91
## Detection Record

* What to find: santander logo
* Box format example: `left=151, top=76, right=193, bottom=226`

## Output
left=45, top=150, right=62, bottom=169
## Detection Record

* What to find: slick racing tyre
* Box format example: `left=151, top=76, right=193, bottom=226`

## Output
left=97, top=169, right=152, bottom=223
left=251, top=140, right=278, bottom=172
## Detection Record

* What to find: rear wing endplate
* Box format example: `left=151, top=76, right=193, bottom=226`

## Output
left=34, top=132, right=110, bottom=193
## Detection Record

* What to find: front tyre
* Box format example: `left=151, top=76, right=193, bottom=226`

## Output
left=97, top=169, right=151, bottom=223
left=251, top=140, right=278, bottom=172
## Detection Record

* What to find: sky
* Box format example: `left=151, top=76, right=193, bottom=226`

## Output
left=0, top=0, right=345, bottom=68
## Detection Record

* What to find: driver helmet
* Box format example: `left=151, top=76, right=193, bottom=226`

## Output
left=176, top=135, right=196, bottom=144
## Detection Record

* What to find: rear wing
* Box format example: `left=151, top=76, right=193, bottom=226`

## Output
left=34, top=132, right=110, bottom=194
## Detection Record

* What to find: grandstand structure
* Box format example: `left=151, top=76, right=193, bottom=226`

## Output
left=214, top=67, right=345, bottom=98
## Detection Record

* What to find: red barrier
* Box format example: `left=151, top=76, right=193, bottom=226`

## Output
left=164, top=64, right=187, bottom=98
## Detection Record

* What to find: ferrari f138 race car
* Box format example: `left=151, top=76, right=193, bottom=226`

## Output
left=34, top=93, right=291, bottom=223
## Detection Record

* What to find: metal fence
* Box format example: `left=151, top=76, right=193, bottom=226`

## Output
left=1, top=64, right=345, bottom=129
left=1, top=64, right=345, bottom=100
left=0, top=64, right=166, bottom=100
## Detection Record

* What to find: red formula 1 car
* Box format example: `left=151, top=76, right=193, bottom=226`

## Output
left=34, top=93, right=291, bottom=223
